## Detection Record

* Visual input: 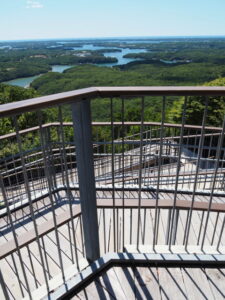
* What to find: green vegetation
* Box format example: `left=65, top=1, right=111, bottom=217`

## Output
left=119, top=62, right=225, bottom=84
left=31, top=62, right=225, bottom=96
left=0, top=61, right=51, bottom=82
left=0, top=46, right=118, bottom=82
left=1, top=38, right=225, bottom=155
left=169, top=77, right=225, bottom=127
left=0, top=84, right=39, bottom=156
left=124, top=50, right=225, bottom=64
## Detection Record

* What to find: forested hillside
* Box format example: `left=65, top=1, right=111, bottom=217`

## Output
left=1, top=38, right=225, bottom=148
left=1, top=73, right=225, bottom=157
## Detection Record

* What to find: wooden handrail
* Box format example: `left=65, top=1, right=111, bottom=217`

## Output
left=97, top=198, right=225, bottom=212
left=0, top=87, right=97, bottom=118
left=97, top=86, right=225, bottom=97
left=0, top=121, right=222, bottom=141
left=1, top=86, right=225, bottom=117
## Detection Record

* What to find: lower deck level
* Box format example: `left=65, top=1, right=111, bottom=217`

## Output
left=73, top=266, right=225, bottom=300
left=0, top=189, right=225, bottom=299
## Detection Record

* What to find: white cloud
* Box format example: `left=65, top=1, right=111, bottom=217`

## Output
left=26, top=0, right=43, bottom=9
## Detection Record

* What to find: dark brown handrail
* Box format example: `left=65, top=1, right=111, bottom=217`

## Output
left=1, top=86, right=225, bottom=117
left=0, top=87, right=97, bottom=118
left=0, top=121, right=222, bottom=141
left=97, top=86, right=225, bottom=97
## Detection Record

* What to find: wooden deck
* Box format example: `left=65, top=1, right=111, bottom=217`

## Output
left=0, top=193, right=85, bottom=300
left=0, top=188, right=225, bottom=299
left=73, top=266, right=225, bottom=300
left=0, top=143, right=225, bottom=299
left=1, top=90, right=225, bottom=299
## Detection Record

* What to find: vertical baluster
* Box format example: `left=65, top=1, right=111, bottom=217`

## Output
left=110, top=98, right=116, bottom=252
left=37, top=111, right=66, bottom=283
left=185, top=96, right=208, bottom=249
left=204, top=134, right=213, bottom=189
left=0, top=268, right=10, bottom=300
left=14, top=115, right=51, bottom=295
left=58, top=106, right=80, bottom=268
left=168, top=96, right=187, bottom=249
left=211, top=212, right=219, bottom=245
left=153, top=97, right=165, bottom=250
left=137, top=97, right=144, bottom=248
left=0, top=174, right=31, bottom=298
left=201, top=115, right=225, bottom=249
left=122, top=97, right=125, bottom=249
left=197, top=211, right=205, bottom=245
left=217, top=215, right=225, bottom=251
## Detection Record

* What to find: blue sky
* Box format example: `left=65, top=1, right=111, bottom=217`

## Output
left=1, top=0, right=225, bottom=40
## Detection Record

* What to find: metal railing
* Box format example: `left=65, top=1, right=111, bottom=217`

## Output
left=0, top=87, right=225, bottom=299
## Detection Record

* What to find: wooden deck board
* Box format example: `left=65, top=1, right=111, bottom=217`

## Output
left=158, top=267, right=188, bottom=300
left=96, top=267, right=128, bottom=299
left=74, top=281, right=114, bottom=300
left=74, top=266, right=225, bottom=300
left=1, top=188, right=225, bottom=299
left=112, top=267, right=135, bottom=300
left=204, top=268, right=225, bottom=299
left=134, top=267, right=161, bottom=300
left=181, top=268, right=215, bottom=300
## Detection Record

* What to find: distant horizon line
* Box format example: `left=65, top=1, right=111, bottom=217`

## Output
left=1, top=35, right=225, bottom=42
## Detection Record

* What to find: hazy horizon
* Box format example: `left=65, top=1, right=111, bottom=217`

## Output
left=1, top=0, right=225, bottom=41
left=1, top=35, right=225, bottom=43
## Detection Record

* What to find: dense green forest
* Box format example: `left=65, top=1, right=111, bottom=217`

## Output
left=1, top=73, right=225, bottom=157
left=169, top=77, right=225, bottom=127
left=29, top=61, right=225, bottom=127
left=3, top=38, right=225, bottom=82
left=0, top=47, right=118, bottom=82
left=1, top=38, right=225, bottom=155
left=31, top=62, right=225, bottom=94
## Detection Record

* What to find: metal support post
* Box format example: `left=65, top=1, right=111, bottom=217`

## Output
left=72, top=98, right=100, bottom=262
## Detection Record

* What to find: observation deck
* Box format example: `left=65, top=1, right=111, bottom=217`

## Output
left=0, top=87, right=225, bottom=299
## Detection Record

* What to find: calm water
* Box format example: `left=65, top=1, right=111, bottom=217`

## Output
left=100, top=48, right=146, bottom=66
left=4, top=65, right=73, bottom=87
left=4, top=75, right=42, bottom=88
left=4, top=45, right=147, bottom=87
left=72, top=44, right=147, bottom=66
left=51, top=65, right=73, bottom=72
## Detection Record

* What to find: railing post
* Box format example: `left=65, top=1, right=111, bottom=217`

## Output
left=72, top=98, right=100, bottom=262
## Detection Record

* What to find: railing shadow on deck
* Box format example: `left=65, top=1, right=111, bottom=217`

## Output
left=0, top=87, right=225, bottom=299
